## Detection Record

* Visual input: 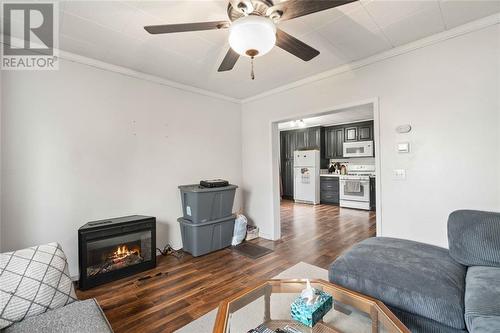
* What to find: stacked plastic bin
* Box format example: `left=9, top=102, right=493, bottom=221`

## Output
left=177, top=184, right=238, bottom=256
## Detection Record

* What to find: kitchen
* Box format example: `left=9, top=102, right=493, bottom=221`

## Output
left=279, top=104, right=376, bottom=224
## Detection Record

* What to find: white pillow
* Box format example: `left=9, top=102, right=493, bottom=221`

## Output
left=0, top=243, right=77, bottom=329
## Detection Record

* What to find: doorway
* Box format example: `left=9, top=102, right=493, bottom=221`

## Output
left=271, top=99, right=382, bottom=242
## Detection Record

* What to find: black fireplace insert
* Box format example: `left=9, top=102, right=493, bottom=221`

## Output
left=78, top=215, right=156, bottom=290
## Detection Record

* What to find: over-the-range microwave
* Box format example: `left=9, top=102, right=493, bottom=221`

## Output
left=343, top=141, right=374, bottom=158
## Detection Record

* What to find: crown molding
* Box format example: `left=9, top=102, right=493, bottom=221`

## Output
left=57, top=51, right=241, bottom=104
left=2, top=12, right=499, bottom=105
left=241, top=13, right=500, bottom=104
left=0, top=35, right=240, bottom=104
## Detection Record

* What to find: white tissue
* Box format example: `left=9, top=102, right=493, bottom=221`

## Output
left=301, top=279, right=316, bottom=305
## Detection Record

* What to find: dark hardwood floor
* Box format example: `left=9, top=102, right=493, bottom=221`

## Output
left=76, top=201, right=376, bottom=332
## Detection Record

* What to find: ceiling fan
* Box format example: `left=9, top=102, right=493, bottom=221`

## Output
left=144, top=0, right=355, bottom=79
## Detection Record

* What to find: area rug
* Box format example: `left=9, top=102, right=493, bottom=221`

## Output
left=231, top=242, right=273, bottom=259
left=175, top=262, right=371, bottom=333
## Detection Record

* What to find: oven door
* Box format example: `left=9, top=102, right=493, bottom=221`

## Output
left=343, top=141, right=374, bottom=158
left=340, top=179, right=370, bottom=202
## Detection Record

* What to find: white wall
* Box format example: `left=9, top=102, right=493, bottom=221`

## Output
left=241, top=25, right=500, bottom=247
left=0, top=69, right=3, bottom=252
left=1, top=59, right=242, bottom=276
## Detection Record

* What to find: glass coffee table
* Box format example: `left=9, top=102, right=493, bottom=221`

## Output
left=213, top=279, right=410, bottom=333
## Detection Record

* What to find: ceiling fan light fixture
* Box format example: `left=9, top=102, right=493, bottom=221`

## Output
left=228, top=16, right=276, bottom=58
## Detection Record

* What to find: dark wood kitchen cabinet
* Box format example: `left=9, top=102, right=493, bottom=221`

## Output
left=320, top=177, right=339, bottom=204
left=325, top=126, right=344, bottom=159
left=293, top=126, right=324, bottom=151
left=358, top=122, right=373, bottom=141
left=295, top=130, right=307, bottom=151
left=344, top=126, right=358, bottom=142
left=282, top=159, right=294, bottom=198
left=281, top=130, right=296, bottom=160
left=344, top=121, right=374, bottom=142
left=280, top=127, right=326, bottom=199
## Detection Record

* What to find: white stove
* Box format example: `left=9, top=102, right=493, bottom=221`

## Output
left=339, top=165, right=375, bottom=210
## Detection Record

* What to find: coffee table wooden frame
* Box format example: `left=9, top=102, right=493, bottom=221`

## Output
left=213, top=279, right=410, bottom=333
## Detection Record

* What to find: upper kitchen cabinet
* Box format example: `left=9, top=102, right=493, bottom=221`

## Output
left=325, top=126, right=344, bottom=159
left=344, top=121, right=374, bottom=142
left=281, top=130, right=296, bottom=159
left=358, top=122, right=373, bottom=141
left=293, top=126, right=324, bottom=151
left=307, top=127, right=324, bottom=151
left=295, top=130, right=308, bottom=151
left=344, top=126, right=358, bottom=142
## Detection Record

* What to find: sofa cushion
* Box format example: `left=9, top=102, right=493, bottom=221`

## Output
left=448, top=210, right=500, bottom=267
left=389, top=306, right=468, bottom=333
left=464, top=266, right=500, bottom=332
left=329, top=237, right=467, bottom=330
left=0, top=243, right=77, bottom=329
left=3, top=299, right=113, bottom=333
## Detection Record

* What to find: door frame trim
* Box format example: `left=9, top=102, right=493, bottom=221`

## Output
left=271, top=97, right=382, bottom=240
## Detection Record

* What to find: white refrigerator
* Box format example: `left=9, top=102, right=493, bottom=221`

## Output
left=293, top=150, right=320, bottom=204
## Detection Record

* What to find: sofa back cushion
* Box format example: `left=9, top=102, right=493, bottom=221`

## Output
left=448, top=210, right=500, bottom=267
left=0, top=243, right=77, bottom=329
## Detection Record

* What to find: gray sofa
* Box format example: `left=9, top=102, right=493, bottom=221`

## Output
left=4, top=299, right=113, bottom=333
left=329, top=210, right=500, bottom=333
left=0, top=243, right=113, bottom=333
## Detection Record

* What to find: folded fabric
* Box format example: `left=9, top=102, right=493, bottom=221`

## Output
left=345, top=180, right=361, bottom=192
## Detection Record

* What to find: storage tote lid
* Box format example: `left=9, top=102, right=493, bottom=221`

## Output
left=177, top=215, right=236, bottom=226
left=178, top=184, right=238, bottom=192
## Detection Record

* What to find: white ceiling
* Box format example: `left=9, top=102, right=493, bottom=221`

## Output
left=4, top=1, right=500, bottom=99
left=278, top=103, right=373, bottom=130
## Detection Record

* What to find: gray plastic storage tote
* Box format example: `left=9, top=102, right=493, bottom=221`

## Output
left=178, top=184, right=237, bottom=223
left=178, top=215, right=235, bottom=257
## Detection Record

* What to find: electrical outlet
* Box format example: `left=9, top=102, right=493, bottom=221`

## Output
left=393, top=169, right=406, bottom=180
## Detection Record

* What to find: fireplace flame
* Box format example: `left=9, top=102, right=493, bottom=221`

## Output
left=112, top=244, right=140, bottom=261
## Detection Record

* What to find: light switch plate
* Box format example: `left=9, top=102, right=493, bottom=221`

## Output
left=397, top=142, right=410, bottom=153
left=393, top=169, right=406, bottom=180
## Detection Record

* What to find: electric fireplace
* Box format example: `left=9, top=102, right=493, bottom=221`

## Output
left=78, top=215, right=156, bottom=290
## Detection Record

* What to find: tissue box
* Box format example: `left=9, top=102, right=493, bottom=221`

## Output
left=290, top=289, right=333, bottom=327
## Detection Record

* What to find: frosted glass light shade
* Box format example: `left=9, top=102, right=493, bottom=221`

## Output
left=229, top=16, right=276, bottom=57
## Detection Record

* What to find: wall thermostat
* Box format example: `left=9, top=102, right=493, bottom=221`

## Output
left=396, top=124, right=412, bottom=133
left=397, top=142, right=410, bottom=153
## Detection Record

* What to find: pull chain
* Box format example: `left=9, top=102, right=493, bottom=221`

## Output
left=250, top=56, right=255, bottom=80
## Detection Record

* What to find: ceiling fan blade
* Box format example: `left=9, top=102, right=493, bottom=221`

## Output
left=218, top=48, right=240, bottom=72
left=144, top=21, right=230, bottom=34
left=275, top=30, right=320, bottom=61
left=268, top=0, right=356, bottom=21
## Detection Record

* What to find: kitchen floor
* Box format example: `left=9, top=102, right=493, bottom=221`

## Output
left=76, top=200, right=375, bottom=332
left=279, top=199, right=376, bottom=267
